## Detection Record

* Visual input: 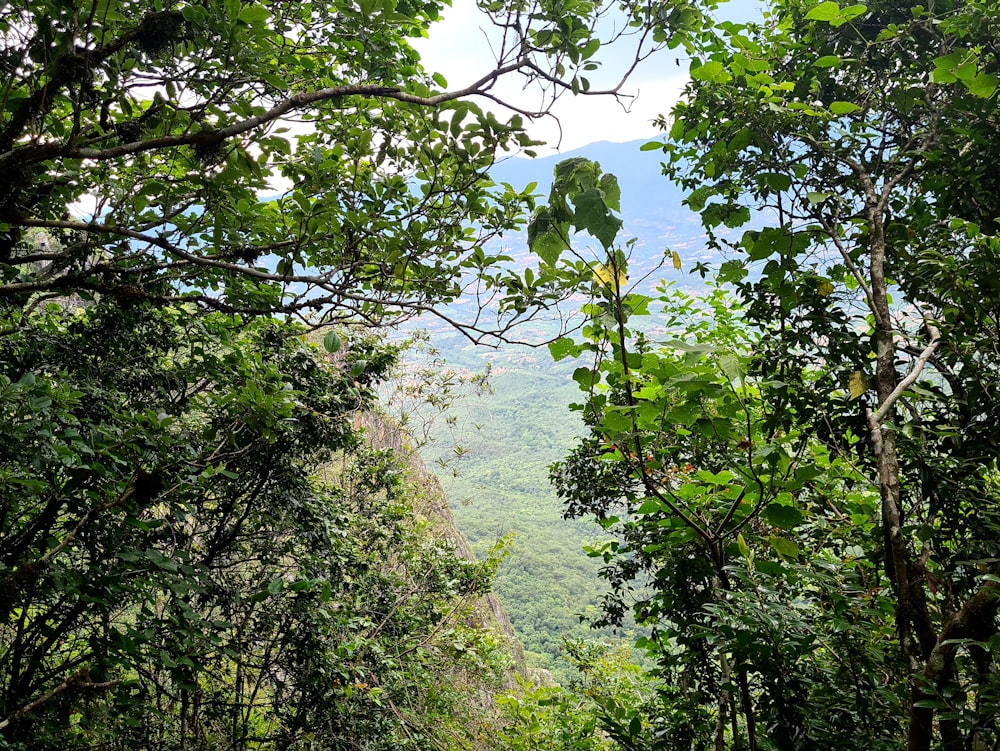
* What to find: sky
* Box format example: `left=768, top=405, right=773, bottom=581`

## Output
left=413, top=0, right=769, bottom=154
left=412, top=1, right=690, bottom=154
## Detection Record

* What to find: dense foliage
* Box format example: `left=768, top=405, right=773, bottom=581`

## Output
left=9, top=0, right=1000, bottom=749
left=534, top=2, right=1000, bottom=749
left=0, top=0, right=705, bottom=748
left=0, top=0, right=706, bottom=341
left=0, top=299, right=515, bottom=750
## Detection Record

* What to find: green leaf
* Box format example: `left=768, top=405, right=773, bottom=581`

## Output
left=690, top=60, right=731, bottom=83
left=813, top=55, right=842, bottom=67
left=835, top=4, right=868, bottom=25
left=238, top=4, right=270, bottom=24
left=760, top=172, right=792, bottom=191
left=527, top=206, right=569, bottom=266
left=548, top=337, right=581, bottom=361
left=573, top=366, right=594, bottom=388
left=931, top=67, right=958, bottom=84
left=764, top=503, right=804, bottom=530
left=323, top=331, right=342, bottom=353
left=804, top=1, right=841, bottom=21
left=967, top=73, right=998, bottom=98
left=829, top=100, right=861, bottom=114
left=737, top=533, right=751, bottom=560
left=573, top=187, right=622, bottom=250
left=600, top=173, right=622, bottom=212
left=637, top=499, right=665, bottom=514
left=718, top=353, right=743, bottom=384
left=768, top=536, right=800, bottom=559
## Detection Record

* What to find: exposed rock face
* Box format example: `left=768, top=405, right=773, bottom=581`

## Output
left=357, top=411, right=529, bottom=680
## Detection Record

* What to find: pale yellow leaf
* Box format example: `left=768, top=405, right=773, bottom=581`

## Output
left=593, top=262, right=627, bottom=290
left=848, top=370, right=869, bottom=400
left=818, top=280, right=834, bottom=296
left=671, top=250, right=682, bottom=270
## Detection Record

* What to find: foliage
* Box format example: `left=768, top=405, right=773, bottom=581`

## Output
left=0, top=1, right=720, bottom=748
left=497, top=642, right=657, bottom=751
left=657, top=2, right=1000, bottom=748
left=417, top=347, right=650, bottom=684
left=533, top=2, right=1000, bottom=739
left=0, top=299, right=509, bottom=750
left=0, top=0, right=709, bottom=342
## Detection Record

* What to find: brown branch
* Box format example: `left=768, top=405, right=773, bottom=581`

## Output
left=1, top=56, right=534, bottom=168
left=0, top=670, right=120, bottom=731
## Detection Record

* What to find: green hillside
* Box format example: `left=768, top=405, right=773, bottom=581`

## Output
left=414, top=332, right=642, bottom=681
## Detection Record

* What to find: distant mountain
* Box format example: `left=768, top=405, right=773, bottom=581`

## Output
left=415, top=140, right=714, bottom=678
left=485, top=138, right=711, bottom=291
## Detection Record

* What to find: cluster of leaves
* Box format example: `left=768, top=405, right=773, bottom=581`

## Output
left=496, top=642, right=657, bottom=751
left=548, top=278, right=904, bottom=750
left=0, top=298, right=510, bottom=751
left=0, top=1, right=726, bottom=748
left=0, top=0, right=711, bottom=343
left=533, top=1, right=1000, bottom=745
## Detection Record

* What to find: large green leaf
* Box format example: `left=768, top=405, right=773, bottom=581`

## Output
left=764, top=503, right=804, bottom=530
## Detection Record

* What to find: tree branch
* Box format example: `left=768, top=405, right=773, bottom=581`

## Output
left=868, top=324, right=942, bottom=429
left=0, top=670, right=120, bottom=731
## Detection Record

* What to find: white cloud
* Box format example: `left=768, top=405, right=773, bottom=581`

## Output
left=413, top=0, right=688, bottom=154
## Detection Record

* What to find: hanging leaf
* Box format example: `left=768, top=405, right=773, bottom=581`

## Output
left=323, top=331, right=342, bottom=353
left=764, top=503, right=804, bottom=530
left=737, top=533, right=751, bottom=560
left=848, top=370, right=869, bottom=400
left=672, top=250, right=682, bottom=270
left=768, top=536, right=800, bottom=559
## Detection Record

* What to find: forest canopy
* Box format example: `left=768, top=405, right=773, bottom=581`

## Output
left=0, top=0, right=703, bottom=747
left=534, top=1, right=1000, bottom=749
left=0, top=0, right=702, bottom=341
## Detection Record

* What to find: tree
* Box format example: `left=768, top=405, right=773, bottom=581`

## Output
left=0, top=2, right=713, bottom=746
left=0, top=0, right=708, bottom=342
left=534, top=2, right=1000, bottom=747
left=0, top=297, right=516, bottom=750
left=661, top=2, right=1000, bottom=747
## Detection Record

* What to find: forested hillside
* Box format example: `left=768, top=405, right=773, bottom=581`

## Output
left=417, top=337, right=619, bottom=678
left=413, top=138, right=722, bottom=679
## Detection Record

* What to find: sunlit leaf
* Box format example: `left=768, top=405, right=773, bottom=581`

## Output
left=804, top=1, right=841, bottom=21
left=814, top=55, right=842, bottom=67
left=768, top=536, right=800, bottom=559
left=829, top=101, right=861, bottom=114
left=593, top=262, right=627, bottom=291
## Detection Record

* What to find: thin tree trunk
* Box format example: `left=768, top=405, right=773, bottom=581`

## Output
left=864, top=194, right=939, bottom=751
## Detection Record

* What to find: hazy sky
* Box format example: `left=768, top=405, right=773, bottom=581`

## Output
left=413, top=1, right=690, bottom=154
left=413, top=0, right=769, bottom=153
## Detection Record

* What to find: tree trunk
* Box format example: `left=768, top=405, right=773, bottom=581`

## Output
left=864, top=196, right=940, bottom=751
